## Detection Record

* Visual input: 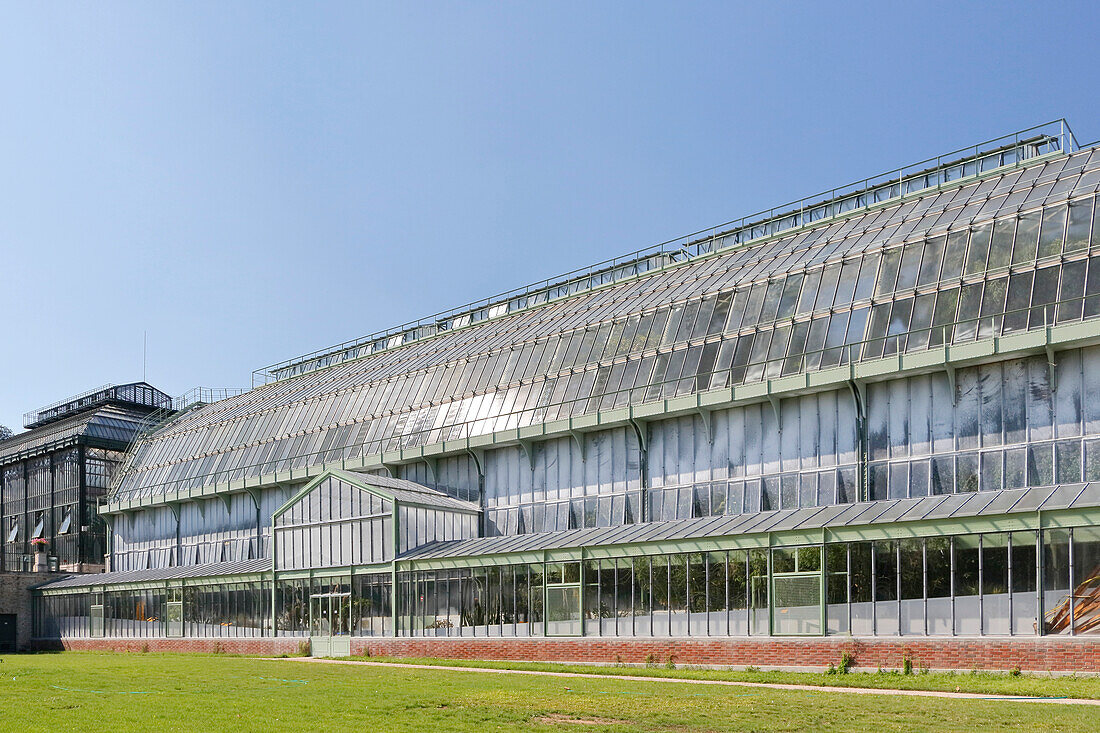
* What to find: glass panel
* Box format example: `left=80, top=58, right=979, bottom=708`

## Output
left=748, top=549, right=769, bottom=636
left=954, top=536, right=981, bottom=635
left=917, top=236, right=945, bottom=288
left=982, top=534, right=1010, bottom=635
left=964, top=224, right=991, bottom=276
left=1003, top=272, right=1033, bottom=333
left=926, top=537, right=952, bottom=635
left=874, top=540, right=899, bottom=635
left=849, top=542, right=873, bottom=635
left=1012, top=211, right=1040, bottom=265
left=1066, top=198, right=1092, bottom=254
left=1043, top=529, right=1071, bottom=635
left=825, top=544, right=848, bottom=635
left=1072, top=527, right=1100, bottom=635
left=545, top=587, right=581, bottom=636
left=1038, top=206, right=1067, bottom=259
left=1057, top=260, right=1087, bottom=323
left=940, top=229, right=968, bottom=280
left=1011, top=532, right=1039, bottom=635
left=772, top=573, right=822, bottom=636
left=988, top=218, right=1014, bottom=270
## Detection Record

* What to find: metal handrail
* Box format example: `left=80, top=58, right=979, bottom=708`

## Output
left=173, top=388, right=248, bottom=411
left=253, top=120, right=1078, bottom=386
left=23, top=382, right=171, bottom=429
left=110, top=287, right=1099, bottom=505
left=107, top=388, right=249, bottom=494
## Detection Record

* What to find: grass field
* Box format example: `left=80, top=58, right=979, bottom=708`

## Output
left=2, top=652, right=1098, bottom=732
left=349, top=654, right=1100, bottom=700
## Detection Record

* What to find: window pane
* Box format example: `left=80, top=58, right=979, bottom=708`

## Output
left=1038, top=206, right=1067, bottom=259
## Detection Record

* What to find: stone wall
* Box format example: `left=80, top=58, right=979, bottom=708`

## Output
left=0, top=572, right=56, bottom=651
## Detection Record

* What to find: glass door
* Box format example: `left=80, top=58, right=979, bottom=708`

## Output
left=771, top=546, right=824, bottom=636
left=309, top=592, right=351, bottom=656
left=544, top=562, right=582, bottom=636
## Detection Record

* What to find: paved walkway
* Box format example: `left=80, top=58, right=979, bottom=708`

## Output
left=273, top=657, right=1100, bottom=706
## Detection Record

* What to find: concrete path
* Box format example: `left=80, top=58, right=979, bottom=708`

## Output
left=272, top=657, right=1100, bottom=706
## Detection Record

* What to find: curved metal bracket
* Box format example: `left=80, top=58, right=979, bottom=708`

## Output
left=695, top=407, right=714, bottom=444
left=568, top=430, right=587, bottom=462
left=847, top=379, right=867, bottom=418
left=944, top=364, right=957, bottom=405
left=422, top=457, right=439, bottom=484
left=766, top=396, right=782, bottom=433
left=628, top=418, right=648, bottom=452
left=465, top=449, right=484, bottom=479
left=517, top=438, right=537, bottom=472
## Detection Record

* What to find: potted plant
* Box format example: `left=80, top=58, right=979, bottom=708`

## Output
left=30, top=537, right=49, bottom=572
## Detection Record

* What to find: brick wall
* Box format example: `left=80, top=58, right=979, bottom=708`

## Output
left=0, top=572, right=55, bottom=651
left=47, top=637, right=303, bottom=655
left=344, top=637, right=1100, bottom=673
left=36, top=635, right=1100, bottom=673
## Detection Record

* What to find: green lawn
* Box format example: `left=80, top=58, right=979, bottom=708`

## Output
left=1, top=652, right=1096, bottom=732
left=351, top=655, right=1100, bottom=700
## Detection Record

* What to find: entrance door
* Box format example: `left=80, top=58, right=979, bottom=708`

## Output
left=0, top=614, right=15, bottom=652
left=309, top=593, right=351, bottom=657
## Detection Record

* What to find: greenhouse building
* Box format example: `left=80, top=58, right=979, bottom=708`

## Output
left=31, top=120, right=1100, bottom=670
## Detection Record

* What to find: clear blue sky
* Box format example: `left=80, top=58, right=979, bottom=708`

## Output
left=2, top=2, right=1099, bottom=431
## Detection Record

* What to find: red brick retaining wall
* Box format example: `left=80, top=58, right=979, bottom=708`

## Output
left=349, top=637, right=1100, bottom=673
left=38, top=636, right=1100, bottom=672
left=47, top=637, right=303, bottom=655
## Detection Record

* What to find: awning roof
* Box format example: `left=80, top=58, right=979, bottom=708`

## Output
left=0, top=405, right=150, bottom=463
left=36, top=558, right=270, bottom=590
left=398, top=483, right=1100, bottom=560
left=339, top=470, right=481, bottom=513
left=36, top=483, right=1100, bottom=590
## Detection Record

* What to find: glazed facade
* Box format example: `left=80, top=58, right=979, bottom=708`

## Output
left=32, top=122, right=1100, bottom=653
left=1, top=383, right=169, bottom=571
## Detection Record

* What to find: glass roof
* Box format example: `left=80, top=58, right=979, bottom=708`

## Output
left=111, top=140, right=1100, bottom=503
left=399, top=483, right=1100, bottom=560
left=0, top=405, right=151, bottom=464
left=256, top=122, right=1076, bottom=384
left=37, top=558, right=270, bottom=590
left=23, top=382, right=171, bottom=429
left=50, top=483, right=1098, bottom=588
left=323, top=469, right=481, bottom=513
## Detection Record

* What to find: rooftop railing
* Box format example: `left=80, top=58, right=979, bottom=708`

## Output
left=107, top=387, right=249, bottom=493
left=173, top=387, right=248, bottom=412
left=24, top=382, right=172, bottom=429
left=252, top=120, right=1079, bottom=387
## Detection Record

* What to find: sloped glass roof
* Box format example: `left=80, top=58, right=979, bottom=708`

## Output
left=0, top=405, right=151, bottom=463
left=399, top=483, right=1100, bottom=560
left=111, top=135, right=1100, bottom=503
left=23, top=382, right=170, bottom=429
left=37, top=558, right=270, bottom=590
left=293, top=469, right=481, bottom=514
